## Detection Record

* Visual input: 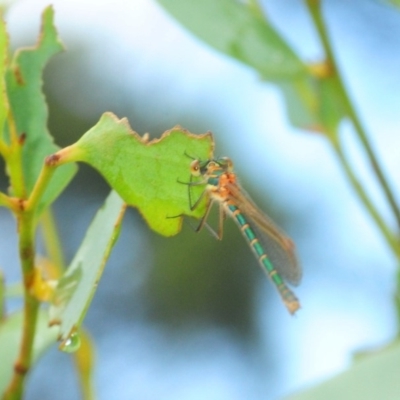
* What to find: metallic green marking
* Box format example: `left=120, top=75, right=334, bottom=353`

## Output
left=252, top=241, right=264, bottom=258
left=233, top=207, right=291, bottom=296
left=244, top=226, right=256, bottom=241
left=236, top=213, right=246, bottom=226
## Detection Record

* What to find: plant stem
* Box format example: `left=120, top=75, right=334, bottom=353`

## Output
left=3, top=212, right=38, bottom=400
left=3, top=159, right=58, bottom=399
left=73, top=330, right=96, bottom=400
left=332, top=139, right=400, bottom=258
left=305, top=0, right=400, bottom=235
left=25, top=162, right=56, bottom=212
left=0, top=192, right=21, bottom=212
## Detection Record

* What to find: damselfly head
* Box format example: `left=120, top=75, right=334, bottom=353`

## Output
left=190, top=157, right=234, bottom=178
left=190, top=159, right=219, bottom=176
left=218, top=157, right=234, bottom=172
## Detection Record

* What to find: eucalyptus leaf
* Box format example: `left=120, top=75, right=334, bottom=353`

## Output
left=158, top=1, right=349, bottom=137
left=5, top=6, right=76, bottom=212
left=278, top=73, right=346, bottom=136
left=157, top=0, right=305, bottom=80
left=49, top=190, right=126, bottom=348
left=58, top=112, right=214, bottom=237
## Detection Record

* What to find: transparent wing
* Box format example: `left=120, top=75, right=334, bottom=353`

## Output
left=227, top=182, right=302, bottom=286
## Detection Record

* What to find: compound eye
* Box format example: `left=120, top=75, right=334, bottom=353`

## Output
left=221, top=157, right=233, bottom=171
left=190, top=160, right=201, bottom=176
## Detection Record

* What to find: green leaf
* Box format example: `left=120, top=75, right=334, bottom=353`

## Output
left=0, top=309, right=58, bottom=393
left=278, top=73, right=345, bottom=136
left=56, top=112, right=214, bottom=237
left=48, top=190, right=126, bottom=349
left=5, top=6, right=76, bottom=212
left=388, top=0, right=400, bottom=8
left=157, top=1, right=347, bottom=136
left=0, top=10, right=8, bottom=138
left=278, top=76, right=323, bottom=132
left=317, top=74, right=346, bottom=136
left=157, top=0, right=306, bottom=80
left=284, top=342, right=400, bottom=400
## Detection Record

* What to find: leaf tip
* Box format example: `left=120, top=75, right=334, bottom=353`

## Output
left=39, top=4, right=64, bottom=52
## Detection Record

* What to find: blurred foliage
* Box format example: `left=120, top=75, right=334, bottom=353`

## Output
left=286, top=341, right=400, bottom=400
left=0, top=6, right=214, bottom=399
left=49, top=191, right=126, bottom=348
left=4, top=7, right=77, bottom=215
left=1, top=1, right=400, bottom=399
left=157, top=0, right=400, bottom=399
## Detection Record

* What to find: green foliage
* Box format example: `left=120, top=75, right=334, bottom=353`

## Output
left=49, top=191, right=126, bottom=347
left=0, top=7, right=214, bottom=399
left=284, top=342, right=400, bottom=400
left=157, top=0, right=400, bottom=399
left=277, top=73, right=345, bottom=135
left=0, top=1, right=399, bottom=399
left=5, top=7, right=77, bottom=213
left=157, top=0, right=346, bottom=134
left=389, top=0, right=400, bottom=7
left=61, top=112, right=213, bottom=236
left=157, top=0, right=305, bottom=80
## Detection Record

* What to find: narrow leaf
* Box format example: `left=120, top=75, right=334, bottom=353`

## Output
left=158, top=1, right=346, bottom=136
left=49, top=190, right=126, bottom=348
left=157, top=0, right=305, bottom=80
left=5, top=6, right=76, bottom=212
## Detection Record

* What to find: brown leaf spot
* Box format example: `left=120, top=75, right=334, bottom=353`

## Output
left=49, top=318, right=61, bottom=328
left=45, top=153, right=60, bottom=166
left=13, top=66, right=25, bottom=85
left=14, top=363, right=29, bottom=375
left=18, top=132, right=27, bottom=145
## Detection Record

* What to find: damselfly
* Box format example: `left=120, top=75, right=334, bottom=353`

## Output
left=183, top=156, right=301, bottom=314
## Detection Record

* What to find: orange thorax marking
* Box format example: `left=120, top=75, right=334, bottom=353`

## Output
left=209, top=172, right=237, bottom=201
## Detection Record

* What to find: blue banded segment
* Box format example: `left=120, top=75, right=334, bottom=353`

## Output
left=228, top=204, right=299, bottom=312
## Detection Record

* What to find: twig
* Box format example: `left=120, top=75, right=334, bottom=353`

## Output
left=305, top=0, right=400, bottom=235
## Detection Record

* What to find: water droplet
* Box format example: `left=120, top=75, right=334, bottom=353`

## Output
left=59, top=330, right=81, bottom=353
